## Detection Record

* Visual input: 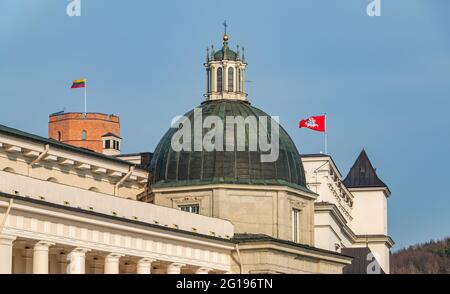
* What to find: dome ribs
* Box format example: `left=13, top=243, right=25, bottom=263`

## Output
left=150, top=100, right=307, bottom=190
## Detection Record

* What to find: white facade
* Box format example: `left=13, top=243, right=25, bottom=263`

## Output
left=0, top=128, right=234, bottom=274
left=302, top=154, right=393, bottom=273
left=0, top=169, right=234, bottom=274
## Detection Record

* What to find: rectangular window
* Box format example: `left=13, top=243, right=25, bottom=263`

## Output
left=116, top=141, right=120, bottom=151
left=292, top=209, right=301, bottom=243
left=179, top=204, right=200, bottom=214
left=105, top=140, right=111, bottom=149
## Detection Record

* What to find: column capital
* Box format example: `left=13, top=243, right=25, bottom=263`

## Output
left=104, top=252, right=122, bottom=274
left=67, top=248, right=90, bottom=274
left=0, top=234, right=16, bottom=245
left=67, top=247, right=91, bottom=261
left=138, top=257, right=156, bottom=264
left=167, top=262, right=185, bottom=274
left=168, top=262, right=185, bottom=268
left=70, top=247, right=91, bottom=254
left=34, top=241, right=55, bottom=249
left=136, top=258, right=155, bottom=274
left=105, top=252, right=124, bottom=259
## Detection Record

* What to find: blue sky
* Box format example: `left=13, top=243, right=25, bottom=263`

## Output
left=0, top=0, right=449, bottom=250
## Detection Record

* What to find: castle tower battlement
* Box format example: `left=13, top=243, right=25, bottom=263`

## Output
left=48, top=112, right=121, bottom=155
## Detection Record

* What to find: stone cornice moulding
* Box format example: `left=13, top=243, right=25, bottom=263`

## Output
left=152, top=184, right=318, bottom=200
left=347, top=186, right=391, bottom=198
left=236, top=242, right=353, bottom=265
left=0, top=134, right=148, bottom=185
left=354, top=235, right=395, bottom=247
left=0, top=197, right=234, bottom=251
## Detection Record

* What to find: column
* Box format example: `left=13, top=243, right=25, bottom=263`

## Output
left=0, top=234, right=16, bottom=274
left=67, top=248, right=90, bottom=274
left=211, top=65, right=216, bottom=93
left=104, top=253, right=123, bottom=274
left=242, top=68, right=246, bottom=94
left=136, top=258, right=155, bottom=274
left=195, top=267, right=212, bottom=274
left=206, top=69, right=210, bottom=94
left=166, top=262, right=185, bottom=274
left=32, top=241, right=54, bottom=274
left=223, top=64, right=228, bottom=93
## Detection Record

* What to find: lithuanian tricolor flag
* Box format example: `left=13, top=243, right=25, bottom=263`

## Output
left=71, top=79, right=86, bottom=89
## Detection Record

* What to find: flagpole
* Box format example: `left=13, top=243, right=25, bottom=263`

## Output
left=324, top=113, right=328, bottom=155
left=84, top=78, right=87, bottom=116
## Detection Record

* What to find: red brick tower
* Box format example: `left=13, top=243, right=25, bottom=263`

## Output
left=48, top=112, right=121, bottom=155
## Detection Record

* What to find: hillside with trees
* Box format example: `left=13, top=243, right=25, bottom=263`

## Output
left=391, top=237, right=450, bottom=274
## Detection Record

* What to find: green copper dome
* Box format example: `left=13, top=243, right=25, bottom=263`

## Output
left=213, top=47, right=238, bottom=61
left=150, top=100, right=307, bottom=190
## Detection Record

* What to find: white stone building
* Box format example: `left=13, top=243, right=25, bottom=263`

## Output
left=0, top=32, right=393, bottom=274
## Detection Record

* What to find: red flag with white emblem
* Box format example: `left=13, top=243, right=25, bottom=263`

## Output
left=299, top=115, right=326, bottom=133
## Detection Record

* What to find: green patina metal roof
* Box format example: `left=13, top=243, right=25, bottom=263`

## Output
left=150, top=100, right=308, bottom=190
left=213, top=47, right=238, bottom=61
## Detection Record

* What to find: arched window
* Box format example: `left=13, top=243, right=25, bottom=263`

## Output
left=58, top=131, right=62, bottom=141
left=228, top=67, right=234, bottom=92
left=217, top=67, right=223, bottom=92
left=46, top=177, right=59, bottom=183
left=82, top=130, right=87, bottom=141
left=3, top=167, right=16, bottom=173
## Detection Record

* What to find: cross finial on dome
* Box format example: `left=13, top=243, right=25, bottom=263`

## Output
left=222, top=21, right=229, bottom=43
left=223, top=20, right=228, bottom=35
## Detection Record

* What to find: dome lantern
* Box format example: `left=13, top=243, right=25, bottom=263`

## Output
left=204, top=23, right=248, bottom=102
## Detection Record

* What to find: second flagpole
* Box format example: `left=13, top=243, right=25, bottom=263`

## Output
left=84, top=78, right=87, bottom=116
left=324, top=113, right=328, bottom=155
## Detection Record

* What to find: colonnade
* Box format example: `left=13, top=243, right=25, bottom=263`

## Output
left=0, top=234, right=217, bottom=274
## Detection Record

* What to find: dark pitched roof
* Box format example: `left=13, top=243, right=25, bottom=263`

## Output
left=342, top=247, right=385, bottom=274
left=101, top=132, right=121, bottom=139
left=343, top=149, right=388, bottom=189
